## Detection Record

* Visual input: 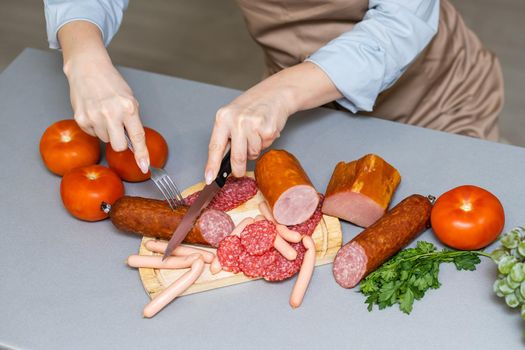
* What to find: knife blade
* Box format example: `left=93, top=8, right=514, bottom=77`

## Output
left=162, top=150, right=232, bottom=260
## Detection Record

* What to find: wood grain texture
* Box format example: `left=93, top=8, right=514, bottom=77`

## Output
left=138, top=172, right=342, bottom=299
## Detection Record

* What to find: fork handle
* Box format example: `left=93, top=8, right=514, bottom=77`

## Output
left=124, top=130, right=135, bottom=153
left=215, top=150, right=231, bottom=187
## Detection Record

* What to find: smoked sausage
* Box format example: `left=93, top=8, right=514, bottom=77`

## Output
left=332, top=194, right=432, bottom=288
left=107, top=196, right=234, bottom=247
left=255, top=150, right=319, bottom=226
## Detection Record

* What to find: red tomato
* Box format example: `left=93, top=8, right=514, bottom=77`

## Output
left=60, top=165, right=124, bottom=221
left=106, top=127, right=168, bottom=182
left=40, top=119, right=101, bottom=176
left=431, top=185, right=505, bottom=250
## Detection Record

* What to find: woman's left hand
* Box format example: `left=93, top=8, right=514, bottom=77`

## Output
left=204, top=62, right=342, bottom=184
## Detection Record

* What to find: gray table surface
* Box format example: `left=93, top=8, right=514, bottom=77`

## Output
left=1, top=48, right=524, bottom=349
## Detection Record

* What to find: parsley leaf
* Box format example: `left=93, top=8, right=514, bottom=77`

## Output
left=399, top=287, right=415, bottom=314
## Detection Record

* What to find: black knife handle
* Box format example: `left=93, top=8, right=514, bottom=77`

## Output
left=215, top=150, right=232, bottom=187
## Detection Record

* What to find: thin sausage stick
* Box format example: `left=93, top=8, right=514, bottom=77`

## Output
left=276, top=224, right=302, bottom=243
left=128, top=253, right=202, bottom=269
left=210, top=255, right=222, bottom=275
left=229, top=217, right=255, bottom=237
left=254, top=215, right=266, bottom=222
left=290, top=235, right=316, bottom=308
left=143, top=257, right=205, bottom=318
left=273, top=235, right=298, bottom=261
left=258, top=201, right=275, bottom=223
left=144, top=240, right=214, bottom=263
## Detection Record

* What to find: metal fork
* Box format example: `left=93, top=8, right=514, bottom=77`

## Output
left=124, top=131, right=185, bottom=209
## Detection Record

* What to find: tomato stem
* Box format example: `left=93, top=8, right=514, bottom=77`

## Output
left=60, top=131, right=72, bottom=143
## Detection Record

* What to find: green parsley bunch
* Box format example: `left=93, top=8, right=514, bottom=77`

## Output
left=359, top=241, right=488, bottom=314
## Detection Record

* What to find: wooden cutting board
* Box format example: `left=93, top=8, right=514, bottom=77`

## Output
left=138, top=172, right=343, bottom=299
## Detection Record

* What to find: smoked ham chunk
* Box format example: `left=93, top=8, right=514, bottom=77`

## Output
left=255, top=150, right=319, bottom=226
left=322, top=154, right=401, bottom=227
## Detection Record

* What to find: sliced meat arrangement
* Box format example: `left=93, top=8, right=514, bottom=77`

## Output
left=184, top=176, right=258, bottom=211
left=255, top=149, right=319, bottom=226
left=217, top=218, right=305, bottom=281
left=332, top=194, right=432, bottom=288
left=108, top=196, right=234, bottom=247
left=322, top=154, right=401, bottom=227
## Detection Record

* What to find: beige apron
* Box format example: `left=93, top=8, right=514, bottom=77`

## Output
left=235, top=0, right=503, bottom=141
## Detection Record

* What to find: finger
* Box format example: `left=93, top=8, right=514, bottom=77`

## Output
left=246, top=133, right=262, bottom=160
left=230, top=127, right=248, bottom=177
left=124, top=116, right=149, bottom=174
left=205, top=122, right=230, bottom=185
left=107, top=121, right=128, bottom=152
left=93, top=121, right=110, bottom=143
left=261, top=137, right=276, bottom=149
left=74, top=113, right=96, bottom=137
left=81, top=125, right=96, bottom=137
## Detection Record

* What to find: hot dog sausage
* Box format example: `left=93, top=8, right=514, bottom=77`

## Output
left=210, top=255, right=222, bottom=274
left=332, top=194, right=432, bottom=288
left=108, top=196, right=234, bottom=247
left=255, top=150, right=319, bottom=226
left=144, top=240, right=215, bottom=263
left=273, top=235, right=298, bottom=261
left=290, top=235, right=316, bottom=308
left=276, top=224, right=302, bottom=243
left=127, top=253, right=202, bottom=269
left=143, top=257, right=205, bottom=318
left=322, top=154, right=401, bottom=227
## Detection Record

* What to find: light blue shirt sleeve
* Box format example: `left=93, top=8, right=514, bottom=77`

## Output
left=306, top=0, right=440, bottom=113
left=43, top=0, right=129, bottom=49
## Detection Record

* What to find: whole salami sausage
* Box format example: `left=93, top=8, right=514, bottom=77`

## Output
left=332, top=194, right=432, bottom=288
left=106, top=196, right=234, bottom=247
left=255, top=149, right=319, bottom=226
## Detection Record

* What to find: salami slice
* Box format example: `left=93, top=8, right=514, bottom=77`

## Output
left=217, top=235, right=245, bottom=273
left=185, top=176, right=258, bottom=211
left=238, top=250, right=277, bottom=278
left=263, top=243, right=305, bottom=281
left=287, top=195, right=324, bottom=236
left=195, top=209, right=234, bottom=247
left=240, top=220, right=277, bottom=256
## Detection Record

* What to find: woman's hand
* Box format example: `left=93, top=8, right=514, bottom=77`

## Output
left=205, top=85, right=290, bottom=183
left=205, top=62, right=342, bottom=184
left=58, top=21, right=149, bottom=173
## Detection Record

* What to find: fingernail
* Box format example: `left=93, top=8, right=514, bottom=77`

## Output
left=139, top=158, right=149, bottom=174
left=205, top=170, right=213, bottom=185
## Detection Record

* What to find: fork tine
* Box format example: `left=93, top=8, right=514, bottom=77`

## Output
left=159, top=175, right=180, bottom=207
left=159, top=179, right=178, bottom=209
left=164, top=174, right=185, bottom=205
left=150, top=166, right=185, bottom=208
left=152, top=177, right=175, bottom=210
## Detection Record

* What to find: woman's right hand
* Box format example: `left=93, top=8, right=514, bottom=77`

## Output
left=59, top=21, right=149, bottom=173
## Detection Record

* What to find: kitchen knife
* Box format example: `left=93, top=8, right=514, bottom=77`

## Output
left=162, top=150, right=232, bottom=260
